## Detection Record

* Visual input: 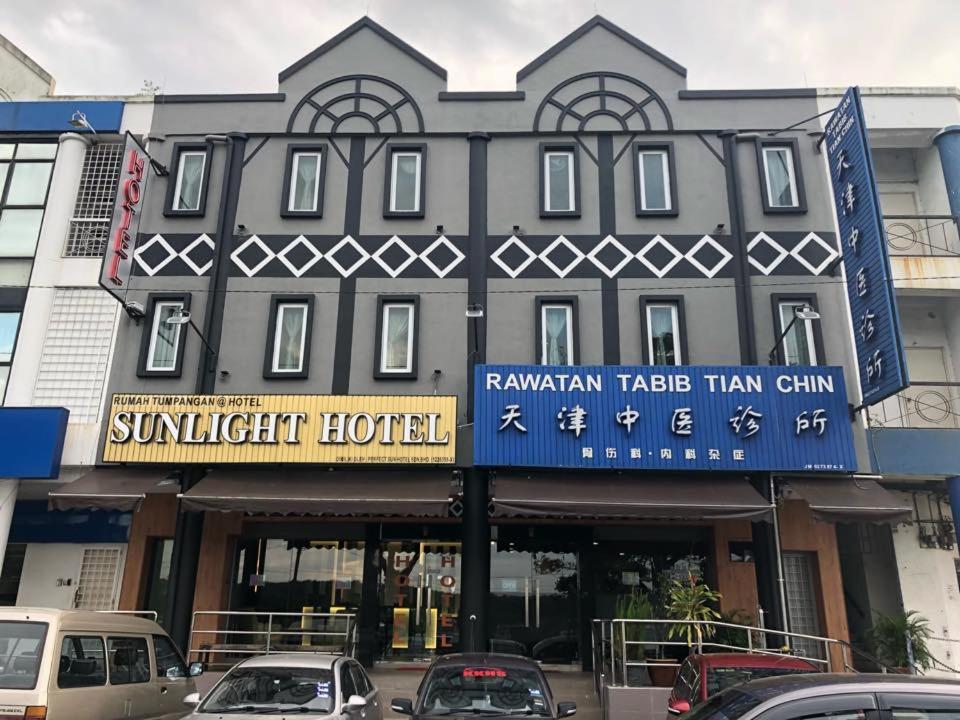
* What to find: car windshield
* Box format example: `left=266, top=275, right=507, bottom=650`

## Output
left=707, top=667, right=814, bottom=695
left=420, top=664, right=551, bottom=717
left=0, top=621, right=47, bottom=690
left=684, top=688, right=765, bottom=720
left=200, top=666, right=335, bottom=714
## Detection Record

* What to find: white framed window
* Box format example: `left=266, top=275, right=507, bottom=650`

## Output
left=379, top=302, right=415, bottom=374
left=172, top=151, right=206, bottom=211
left=544, top=150, right=575, bottom=213
left=288, top=151, right=322, bottom=212
left=540, top=303, right=574, bottom=365
left=389, top=151, right=422, bottom=213
left=763, top=146, right=799, bottom=208
left=271, top=302, right=309, bottom=373
left=146, top=301, right=184, bottom=372
left=638, top=149, right=671, bottom=211
left=646, top=302, right=681, bottom=365
left=779, top=302, right=817, bottom=366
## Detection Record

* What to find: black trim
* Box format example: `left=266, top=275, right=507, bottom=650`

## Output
left=280, top=143, right=328, bottom=218
left=721, top=130, right=757, bottom=364
left=770, top=293, right=826, bottom=366
left=755, top=137, right=807, bottom=215
left=539, top=142, right=581, bottom=218
left=163, top=142, right=213, bottom=217
left=279, top=17, right=447, bottom=82
left=534, top=296, right=580, bottom=365
left=678, top=88, right=817, bottom=99
left=262, top=295, right=315, bottom=379
left=382, top=143, right=426, bottom=218
left=373, top=295, right=420, bottom=380
left=156, top=93, right=286, bottom=103
left=632, top=141, right=679, bottom=217
left=438, top=91, right=525, bottom=101
left=597, top=135, right=620, bottom=365
left=517, top=15, right=686, bottom=81
left=638, top=296, right=689, bottom=365
left=136, top=293, right=191, bottom=378
left=466, top=132, right=490, bottom=422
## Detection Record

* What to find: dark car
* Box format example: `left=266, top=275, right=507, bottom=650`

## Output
left=684, top=673, right=960, bottom=720
left=668, top=653, right=819, bottom=714
left=391, top=653, right=577, bottom=719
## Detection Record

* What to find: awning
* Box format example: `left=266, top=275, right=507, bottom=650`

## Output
left=48, top=468, right=179, bottom=512
left=493, top=474, right=772, bottom=520
left=782, top=476, right=912, bottom=522
left=179, top=470, right=453, bottom=517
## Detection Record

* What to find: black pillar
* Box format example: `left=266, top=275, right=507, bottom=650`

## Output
left=357, top=523, right=381, bottom=667
left=597, top=135, right=620, bottom=364
left=750, top=475, right=787, bottom=643
left=166, top=132, right=248, bottom=652
left=466, top=131, right=490, bottom=419
left=459, top=469, right=489, bottom=652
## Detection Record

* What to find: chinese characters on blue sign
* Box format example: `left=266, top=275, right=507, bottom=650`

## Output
left=474, top=365, right=857, bottom=472
left=825, top=87, right=909, bottom=404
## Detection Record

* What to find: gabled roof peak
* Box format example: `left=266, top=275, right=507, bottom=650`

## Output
left=517, top=15, right=687, bottom=82
left=279, top=16, right=447, bottom=83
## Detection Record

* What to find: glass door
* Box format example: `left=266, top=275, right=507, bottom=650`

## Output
left=489, top=545, right=580, bottom=666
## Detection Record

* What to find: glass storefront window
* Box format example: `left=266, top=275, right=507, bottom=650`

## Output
left=380, top=541, right=461, bottom=660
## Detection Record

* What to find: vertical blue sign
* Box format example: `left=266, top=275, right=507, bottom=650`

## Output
left=825, top=87, right=908, bottom=404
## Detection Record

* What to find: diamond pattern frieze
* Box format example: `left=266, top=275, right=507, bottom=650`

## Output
left=325, top=235, right=370, bottom=277
left=371, top=235, right=418, bottom=278
left=276, top=235, right=323, bottom=277
left=420, top=235, right=465, bottom=278
left=231, top=234, right=276, bottom=277
left=791, top=232, right=839, bottom=275
left=635, top=234, right=683, bottom=278
left=133, top=234, right=178, bottom=276
left=684, top=235, right=732, bottom=279
left=587, top=235, right=634, bottom=278
left=179, top=234, right=215, bottom=276
left=491, top=235, right=537, bottom=278
left=747, top=232, right=788, bottom=275
left=539, top=236, right=585, bottom=278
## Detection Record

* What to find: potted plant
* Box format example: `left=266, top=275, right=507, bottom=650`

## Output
left=650, top=575, right=722, bottom=687
left=869, top=610, right=934, bottom=673
left=613, top=589, right=654, bottom=686
left=711, top=610, right=754, bottom=653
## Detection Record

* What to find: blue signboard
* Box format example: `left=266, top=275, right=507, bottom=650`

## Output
left=825, top=87, right=908, bottom=404
left=474, top=365, right=857, bottom=472
left=0, top=407, right=69, bottom=478
left=0, top=101, right=124, bottom=134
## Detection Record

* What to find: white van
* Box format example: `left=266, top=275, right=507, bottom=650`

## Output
left=0, top=608, right=201, bottom=720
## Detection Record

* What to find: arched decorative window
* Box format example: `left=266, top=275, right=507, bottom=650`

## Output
left=287, top=74, right=425, bottom=134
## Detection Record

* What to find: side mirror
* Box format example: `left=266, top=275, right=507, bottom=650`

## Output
left=346, top=695, right=368, bottom=712
left=392, top=698, right=414, bottom=715
left=188, top=662, right=204, bottom=677
left=183, top=692, right=201, bottom=706
left=668, top=699, right=691, bottom=716
left=558, top=702, right=577, bottom=718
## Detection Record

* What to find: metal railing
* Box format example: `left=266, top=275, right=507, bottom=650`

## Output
left=884, top=215, right=960, bottom=257
left=591, top=618, right=895, bottom=694
left=188, top=611, right=356, bottom=669
left=868, top=382, right=960, bottom=430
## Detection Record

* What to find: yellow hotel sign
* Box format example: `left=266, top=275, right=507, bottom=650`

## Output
left=103, top=394, right=457, bottom=465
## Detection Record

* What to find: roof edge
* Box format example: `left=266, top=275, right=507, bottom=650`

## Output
left=516, top=15, right=686, bottom=83
left=679, top=89, right=817, bottom=100
left=155, top=93, right=286, bottom=104
left=279, top=16, right=447, bottom=83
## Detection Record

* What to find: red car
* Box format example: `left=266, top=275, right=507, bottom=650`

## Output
left=667, top=653, right=819, bottom=715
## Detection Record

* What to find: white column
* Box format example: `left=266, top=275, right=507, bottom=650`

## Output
left=0, top=480, right=20, bottom=575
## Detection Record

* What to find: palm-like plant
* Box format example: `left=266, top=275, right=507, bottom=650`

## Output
left=869, top=610, right=935, bottom=671
left=665, top=574, right=722, bottom=649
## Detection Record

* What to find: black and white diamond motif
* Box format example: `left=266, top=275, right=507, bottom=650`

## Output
left=231, top=235, right=275, bottom=277
left=636, top=235, right=683, bottom=277
left=587, top=235, right=633, bottom=278
left=325, top=235, right=370, bottom=277
left=134, top=234, right=177, bottom=276
left=539, top=236, right=585, bottom=277
left=179, top=234, right=215, bottom=276
left=791, top=232, right=839, bottom=275
left=276, top=235, right=322, bottom=277
left=491, top=236, right=537, bottom=278
left=684, top=235, right=732, bottom=278
left=747, top=232, right=788, bottom=275
left=371, top=235, right=417, bottom=278
left=420, top=235, right=465, bottom=278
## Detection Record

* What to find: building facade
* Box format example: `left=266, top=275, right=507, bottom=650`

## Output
left=45, top=17, right=906, bottom=671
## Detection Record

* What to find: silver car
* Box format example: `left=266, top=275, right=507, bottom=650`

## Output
left=184, top=653, right=382, bottom=719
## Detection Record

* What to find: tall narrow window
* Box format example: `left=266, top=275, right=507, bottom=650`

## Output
left=281, top=144, right=327, bottom=217
left=541, top=144, right=579, bottom=217
left=634, top=143, right=677, bottom=215
left=264, top=295, right=314, bottom=379
left=757, top=139, right=806, bottom=213
left=272, top=302, right=308, bottom=373
left=779, top=302, right=818, bottom=366
left=647, top=303, right=681, bottom=365
left=165, top=144, right=212, bottom=216
left=146, top=301, right=184, bottom=372
left=537, top=299, right=577, bottom=366
left=384, top=145, right=426, bottom=217
left=137, top=294, right=190, bottom=377
left=375, top=296, right=419, bottom=379
left=0, top=142, right=55, bottom=258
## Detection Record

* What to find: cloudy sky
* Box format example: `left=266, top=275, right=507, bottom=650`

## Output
left=7, top=0, right=960, bottom=96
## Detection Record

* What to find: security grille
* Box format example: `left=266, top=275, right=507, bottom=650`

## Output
left=33, top=288, right=117, bottom=422
left=65, top=142, right=124, bottom=257
left=73, top=547, right=123, bottom=610
left=783, top=552, right=824, bottom=659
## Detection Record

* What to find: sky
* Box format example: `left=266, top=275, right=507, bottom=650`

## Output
left=6, top=0, right=960, bottom=96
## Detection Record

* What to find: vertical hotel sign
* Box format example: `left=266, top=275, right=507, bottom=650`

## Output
left=99, top=132, right=149, bottom=302
left=825, top=87, right=908, bottom=404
